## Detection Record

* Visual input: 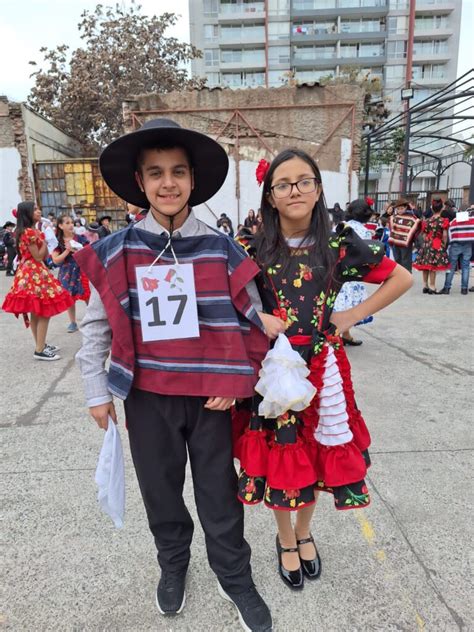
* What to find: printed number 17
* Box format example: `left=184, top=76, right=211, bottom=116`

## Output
left=146, top=295, right=188, bottom=326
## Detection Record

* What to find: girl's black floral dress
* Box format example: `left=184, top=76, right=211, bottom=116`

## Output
left=413, top=215, right=450, bottom=271
left=233, top=225, right=396, bottom=512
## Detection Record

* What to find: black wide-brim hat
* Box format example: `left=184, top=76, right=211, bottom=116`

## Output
left=100, top=118, right=229, bottom=208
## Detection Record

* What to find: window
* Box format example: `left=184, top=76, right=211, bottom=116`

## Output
left=221, top=24, right=265, bottom=40
left=205, top=72, right=220, bottom=86
left=388, top=16, right=408, bottom=35
left=204, top=48, right=219, bottom=67
left=244, top=71, right=265, bottom=86
left=413, top=40, right=448, bottom=55
left=269, top=21, right=290, bottom=40
left=222, top=73, right=243, bottom=87
left=204, top=24, right=219, bottom=40
left=203, top=0, right=219, bottom=16
left=415, top=15, right=448, bottom=30
left=387, top=40, right=407, bottom=59
left=340, top=44, right=358, bottom=58
left=412, top=63, right=446, bottom=79
left=295, top=69, right=335, bottom=82
left=360, top=42, right=384, bottom=57
left=293, top=20, right=337, bottom=35
left=221, top=49, right=242, bottom=63
left=293, top=0, right=336, bottom=8
left=389, top=0, right=408, bottom=8
left=268, top=45, right=291, bottom=64
left=220, top=1, right=265, bottom=14
left=293, top=45, right=336, bottom=60
left=385, top=65, right=405, bottom=81
left=268, top=70, right=287, bottom=85
left=268, top=0, right=290, bottom=15
left=340, top=18, right=382, bottom=33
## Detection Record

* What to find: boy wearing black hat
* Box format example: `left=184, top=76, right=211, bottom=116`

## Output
left=75, top=119, right=273, bottom=632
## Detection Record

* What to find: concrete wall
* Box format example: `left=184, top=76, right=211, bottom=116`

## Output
left=123, top=83, right=364, bottom=223
left=0, top=97, right=82, bottom=225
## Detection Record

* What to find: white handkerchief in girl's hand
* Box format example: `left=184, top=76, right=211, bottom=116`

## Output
left=69, top=239, right=84, bottom=250
left=255, top=333, right=317, bottom=418
left=95, top=416, right=125, bottom=528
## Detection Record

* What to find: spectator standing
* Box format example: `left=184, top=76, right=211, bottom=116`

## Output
left=388, top=199, right=421, bottom=272
left=244, top=209, right=259, bottom=234
left=98, top=215, right=112, bottom=239
left=439, top=207, right=474, bottom=295
left=413, top=199, right=449, bottom=293
left=3, top=221, right=16, bottom=276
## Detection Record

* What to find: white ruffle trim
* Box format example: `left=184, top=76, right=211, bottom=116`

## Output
left=315, top=345, right=353, bottom=447
left=255, top=333, right=317, bottom=419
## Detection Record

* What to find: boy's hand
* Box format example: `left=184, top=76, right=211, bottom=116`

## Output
left=204, top=397, right=235, bottom=411
left=258, top=312, right=286, bottom=340
left=89, top=401, right=117, bottom=430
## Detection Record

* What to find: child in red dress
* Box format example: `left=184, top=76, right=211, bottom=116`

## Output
left=2, top=202, right=73, bottom=360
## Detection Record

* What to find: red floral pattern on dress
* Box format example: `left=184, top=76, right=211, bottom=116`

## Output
left=2, top=228, right=73, bottom=321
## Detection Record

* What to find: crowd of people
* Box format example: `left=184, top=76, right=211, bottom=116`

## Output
left=0, top=117, right=472, bottom=631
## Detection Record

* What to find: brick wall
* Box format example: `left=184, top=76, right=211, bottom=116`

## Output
left=0, top=97, right=34, bottom=201
left=123, top=84, right=364, bottom=172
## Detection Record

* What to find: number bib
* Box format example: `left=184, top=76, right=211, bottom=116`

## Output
left=136, top=263, right=200, bottom=342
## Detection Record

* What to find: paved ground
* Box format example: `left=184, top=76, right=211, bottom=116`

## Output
left=1, top=270, right=473, bottom=632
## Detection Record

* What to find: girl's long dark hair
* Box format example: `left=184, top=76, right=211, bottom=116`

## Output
left=56, top=215, right=70, bottom=253
left=15, top=201, right=35, bottom=255
left=255, top=149, right=333, bottom=279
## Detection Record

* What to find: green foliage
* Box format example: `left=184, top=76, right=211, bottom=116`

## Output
left=28, top=2, right=204, bottom=150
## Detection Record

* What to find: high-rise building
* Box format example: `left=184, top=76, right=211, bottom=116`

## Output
left=189, top=0, right=462, bottom=193
left=190, top=1, right=461, bottom=101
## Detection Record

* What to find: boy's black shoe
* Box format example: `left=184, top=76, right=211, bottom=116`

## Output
left=156, top=572, right=186, bottom=615
left=438, top=287, right=450, bottom=294
left=218, top=582, right=272, bottom=632
left=461, top=288, right=468, bottom=295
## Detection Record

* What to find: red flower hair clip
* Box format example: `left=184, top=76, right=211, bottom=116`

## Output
left=365, top=196, right=374, bottom=207
left=12, top=208, right=17, bottom=218
left=255, top=159, right=270, bottom=187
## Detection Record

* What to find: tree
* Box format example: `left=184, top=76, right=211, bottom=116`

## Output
left=28, top=3, right=204, bottom=150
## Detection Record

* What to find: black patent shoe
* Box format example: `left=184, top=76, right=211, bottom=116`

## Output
left=276, top=535, right=304, bottom=590
left=422, top=287, right=430, bottom=294
left=156, top=572, right=186, bottom=615
left=297, top=534, right=321, bottom=580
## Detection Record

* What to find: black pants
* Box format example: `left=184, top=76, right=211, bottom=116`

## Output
left=6, top=246, right=15, bottom=274
left=392, top=244, right=413, bottom=273
left=124, top=388, right=252, bottom=593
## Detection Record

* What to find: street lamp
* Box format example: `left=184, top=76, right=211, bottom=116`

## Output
left=401, top=85, right=414, bottom=195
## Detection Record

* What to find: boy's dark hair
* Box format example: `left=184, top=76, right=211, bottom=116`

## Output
left=345, top=199, right=373, bottom=224
left=432, top=198, right=443, bottom=213
left=135, top=142, right=193, bottom=173
left=255, top=148, right=333, bottom=279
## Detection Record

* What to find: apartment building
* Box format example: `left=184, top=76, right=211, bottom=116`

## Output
left=189, top=0, right=462, bottom=193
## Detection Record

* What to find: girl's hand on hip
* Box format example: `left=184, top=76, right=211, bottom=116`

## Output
left=330, top=309, right=358, bottom=335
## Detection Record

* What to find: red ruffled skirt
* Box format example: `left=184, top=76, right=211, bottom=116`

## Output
left=2, top=259, right=74, bottom=323
left=234, top=339, right=371, bottom=511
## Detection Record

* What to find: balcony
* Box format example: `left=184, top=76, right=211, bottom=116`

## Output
left=292, top=53, right=386, bottom=68
left=220, top=56, right=266, bottom=71
left=415, top=1, right=455, bottom=14
left=290, top=29, right=386, bottom=44
left=218, top=2, right=265, bottom=23
left=413, top=27, right=453, bottom=39
left=220, top=31, right=265, bottom=47
left=291, top=0, right=388, bottom=20
left=412, top=50, right=450, bottom=63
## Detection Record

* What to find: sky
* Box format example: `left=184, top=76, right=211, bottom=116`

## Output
left=0, top=0, right=472, bottom=102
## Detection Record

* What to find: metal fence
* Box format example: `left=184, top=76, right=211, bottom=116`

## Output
left=370, top=187, right=466, bottom=213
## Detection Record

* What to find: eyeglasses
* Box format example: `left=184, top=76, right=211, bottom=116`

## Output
left=270, top=178, right=319, bottom=199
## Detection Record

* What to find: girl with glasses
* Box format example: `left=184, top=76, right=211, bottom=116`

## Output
left=234, top=149, right=412, bottom=591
